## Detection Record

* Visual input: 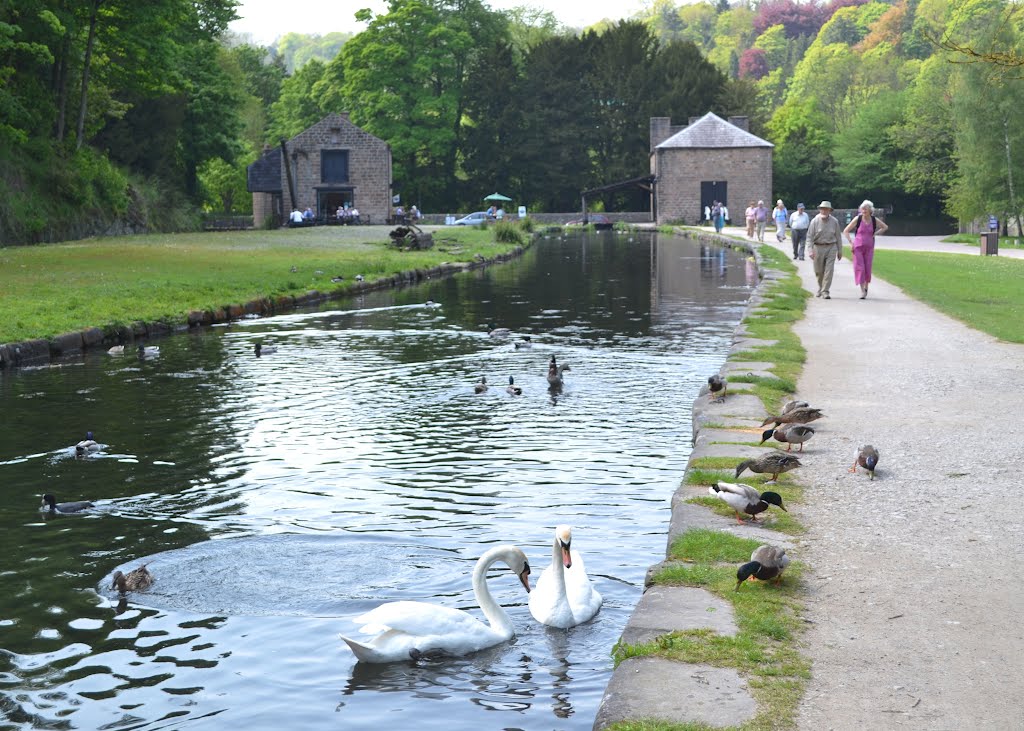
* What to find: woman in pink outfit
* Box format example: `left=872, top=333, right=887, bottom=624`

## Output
left=843, top=200, right=888, bottom=299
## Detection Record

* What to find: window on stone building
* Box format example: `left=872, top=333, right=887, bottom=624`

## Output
left=321, top=150, right=349, bottom=183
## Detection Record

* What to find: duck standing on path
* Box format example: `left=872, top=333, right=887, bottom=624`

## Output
left=474, top=376, right=488, bottom=394
left=850, top=445, right=880, bottom=480
left=735, top=545, right=790, bottom=590
left=708, top=374, right=727, bottom=400
left=781, top=400, right=809, bottom=414
left=760, top=406, right=824, bottom=427
left=760, top=424, right=815, bottom=452
left=40, top=493, right=94, bottom=514
left=735, top=452, right=802, bottom=481
left=111, top=564, right=154, bottom=593
left=506, top=376, right=522, bottom=396
left=708, top=482, right=787, bottom=524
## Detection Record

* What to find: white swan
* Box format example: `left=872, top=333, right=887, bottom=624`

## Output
left=529, top=526, right=603, bottom=628
left=341, top=544, right=531, bottom=663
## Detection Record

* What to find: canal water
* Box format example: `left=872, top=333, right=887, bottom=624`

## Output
left=0, top=231, right=753, bottom=730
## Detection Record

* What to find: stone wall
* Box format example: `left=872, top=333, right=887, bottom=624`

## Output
left=282, top=113, right=392, bottom=224
left=653, top=147, right=772, bottom=225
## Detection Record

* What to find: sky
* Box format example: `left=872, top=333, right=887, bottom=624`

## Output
left=229, top=0, right=645, bottom=45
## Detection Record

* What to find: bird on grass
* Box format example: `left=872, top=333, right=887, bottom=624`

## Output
left=474, top=376, right=488, bottom=394
left=735, top=545, right=790, bottom=591
left=514, top=336, right=533, bottom=350
left=760, top=406, right=824, bottom=427
left=111, top=564, right=154, bottom=594
left=850, top=445, right=880, bottom=480
left=41, top=493, right=94, bottom=514
left=760, top=424, right=815, bottom=452
left=708, top=482, right=787, bottom=524
left=76, top=431, right=101, bottom=456
left=736, top=452, right=802, bottom=482
left=506, top=376, right=522, bottom=396
left=546, top=356, right=570, bottom=388
left=254, top=343, right=277, bottom=357
left=708, top=374, right=727, bottom=400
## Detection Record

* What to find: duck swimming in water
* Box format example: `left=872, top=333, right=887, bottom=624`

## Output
left=506, top=376, right=522, bottom=396
left=41, top=493, right=94, bottom=514
left=75, top=432, right=101, bottom=456
left=474, top=376, right=488, bottom=394
left=111, top=564, right=154, bottom=594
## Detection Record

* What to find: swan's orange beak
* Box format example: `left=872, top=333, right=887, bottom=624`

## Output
left=560, top=541, right=572, bottom=569
left=518, top=566, right=532, bottom=593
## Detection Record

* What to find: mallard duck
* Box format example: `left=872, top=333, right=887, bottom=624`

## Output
left=850, top=445, right=880, bottom=480
left=760, top=424, right=815, bottom=452
left=707, top=374, right=727, bottom=399
left=736, top=452, right=802, bottom=481
left=735, top=545, right=790, bottom=590
left=40, top=493, right=94, bottom=514
left=513, top=336, right=533, bottom=350
left=546, top=356, right=570, bottom=387
left=781, top=400, right=809, bottom=415
left=708, top=482, right=787, bottom=524
left=474, top=376, right=488, bottom=394
left=487, top=324, right=511, bottom=338
left=107, top=345, right=126, bottom=355
left=760, top=406, right=824, bottom=427
left=75, top=431, right=101, bottom=456
left=137, top=344, right=160, bottom=358
left=254, top=343, right=277, bottom=357
left=111, top=564, right=154, bottom=594
left=506, top=376, right=522, bottom=396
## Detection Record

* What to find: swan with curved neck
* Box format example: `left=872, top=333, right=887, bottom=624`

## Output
left=341, top=544, right=531, bottom=663
left=529, top=526, right=603, bottom=628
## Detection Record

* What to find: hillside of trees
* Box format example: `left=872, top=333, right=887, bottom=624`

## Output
left=1, top=0, right=1021, bottom=244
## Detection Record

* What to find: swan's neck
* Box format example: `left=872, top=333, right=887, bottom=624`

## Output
left=550, top=537, right=568, bottom=599
left=472, top=546, right=516, bottom=636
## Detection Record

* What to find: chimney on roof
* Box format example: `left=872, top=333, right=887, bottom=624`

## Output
left=650, top=117, right=672, bottom=152
left=727, top=115, right=749, bottom=131
left=688, top=116, right=701, bottom=125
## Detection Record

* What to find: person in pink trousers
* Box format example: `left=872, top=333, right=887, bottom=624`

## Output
left=843, top=200, right=888, bottom=299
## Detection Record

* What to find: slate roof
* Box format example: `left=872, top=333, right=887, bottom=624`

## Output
left=247, top=147, right=282, bottom=193
left=656, top=112, right=773, bottom=149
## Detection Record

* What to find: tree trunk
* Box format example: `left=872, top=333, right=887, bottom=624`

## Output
left=54, top=32, right=71, bottom=142
left=75, top=0, right=103, bottom=150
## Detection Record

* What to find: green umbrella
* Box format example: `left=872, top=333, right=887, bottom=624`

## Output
left=483, top=192, right=513, bottom=202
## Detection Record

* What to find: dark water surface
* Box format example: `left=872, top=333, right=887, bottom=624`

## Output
left=0, top=232, right=753, bottom=730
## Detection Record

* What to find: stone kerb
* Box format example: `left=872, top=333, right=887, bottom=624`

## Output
left=594, top=229, right=788, bottom=730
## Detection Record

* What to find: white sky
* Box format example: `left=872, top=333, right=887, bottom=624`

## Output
left=229, top=0, right=646, bottom=45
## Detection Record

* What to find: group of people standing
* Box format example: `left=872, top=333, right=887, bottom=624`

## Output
left=731, top=198, right=888, bottom=300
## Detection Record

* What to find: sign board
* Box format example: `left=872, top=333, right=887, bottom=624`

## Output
left=518, top=206, right=527, bottom=217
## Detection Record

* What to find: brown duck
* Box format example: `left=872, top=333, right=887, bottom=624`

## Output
left=735, top=545, right=791, bottom=590
left=111, top=564, right=154, bottom=594
left=736, top=452, right=802, bottom=481
left=760, top=424, right=815, bottom=452
left=850, top=445, right=880, bottom=480
left=760, top=406, right=824, bottom=427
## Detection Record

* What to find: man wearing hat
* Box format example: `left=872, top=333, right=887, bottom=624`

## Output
left=789, top=203, right=810, bottom=260
left=806, top=201, right=842, bottom=298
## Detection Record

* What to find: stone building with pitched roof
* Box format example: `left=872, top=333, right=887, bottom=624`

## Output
left=650, top=112, right=773, bottom=225
left=247, top=113, right=392, bottom=226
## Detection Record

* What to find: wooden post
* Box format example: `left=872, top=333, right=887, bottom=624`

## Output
left=280, top=138, right=298, bottom=213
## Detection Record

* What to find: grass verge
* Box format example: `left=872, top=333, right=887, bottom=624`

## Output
left=872, top=250, right=1024, bottom=343
left=0, top=226, right=523, bottom=343
left=612, top=528, right=809, bottom=731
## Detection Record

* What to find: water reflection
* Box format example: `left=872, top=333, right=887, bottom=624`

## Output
left=0, top=231, right=750, bottom=729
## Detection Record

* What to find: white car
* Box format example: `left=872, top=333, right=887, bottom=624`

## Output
left=450, top=211, right=491, bottom=225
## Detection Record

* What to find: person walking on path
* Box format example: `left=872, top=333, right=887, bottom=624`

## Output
left=807, top=201, right=842, bottom=298
left=754, top=200, right=769, bottom=242
left=789, top=202, right=810, bottom=260
left=843, top=199, right=888, bottom=299
left=773, top=200, right=789, bottom=242
left=745, top=201, right=756, bottom=239
left=712, top=201, right=724, bottom=233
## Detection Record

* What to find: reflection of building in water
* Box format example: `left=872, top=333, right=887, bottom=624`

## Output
left=649, top=235, right=750, bottom=328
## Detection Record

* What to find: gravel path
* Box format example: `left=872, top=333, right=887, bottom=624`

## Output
left=759, top=240, right=1024, bottom=729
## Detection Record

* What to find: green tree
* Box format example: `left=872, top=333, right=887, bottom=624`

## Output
left=266, top=58, right=329, bottom=142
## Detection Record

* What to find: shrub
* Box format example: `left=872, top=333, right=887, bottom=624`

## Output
left=494, top=221, right=526, bottom=244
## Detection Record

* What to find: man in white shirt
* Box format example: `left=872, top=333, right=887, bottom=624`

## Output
left=289, top=208, right=304, bottom=225
left=789, top=203, right=810, bottom=260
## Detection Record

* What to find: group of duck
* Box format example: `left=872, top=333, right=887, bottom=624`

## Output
left=704, top=379, right=881, bottom=591
left=473, top=326, right=571, bottom=397
left=40, top=433, right=155, bottom=597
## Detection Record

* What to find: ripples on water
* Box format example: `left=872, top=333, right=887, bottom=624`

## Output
left=0, top=233, right=751, bottom=729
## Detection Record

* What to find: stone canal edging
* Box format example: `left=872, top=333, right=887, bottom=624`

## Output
left=0, top=245, right=528, bottom=369
left=594, top=230, right=798, bottom=729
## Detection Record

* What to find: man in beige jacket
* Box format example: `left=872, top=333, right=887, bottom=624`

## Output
left=807, top=200, right=842, bottom=299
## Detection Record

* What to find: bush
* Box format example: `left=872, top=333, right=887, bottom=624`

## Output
left=494, top=221, right=526, bottom=244
left=517, top=216, right=535, bottom=233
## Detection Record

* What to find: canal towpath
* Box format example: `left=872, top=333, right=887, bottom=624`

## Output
left=756, top=233, right=1024, bottom=729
